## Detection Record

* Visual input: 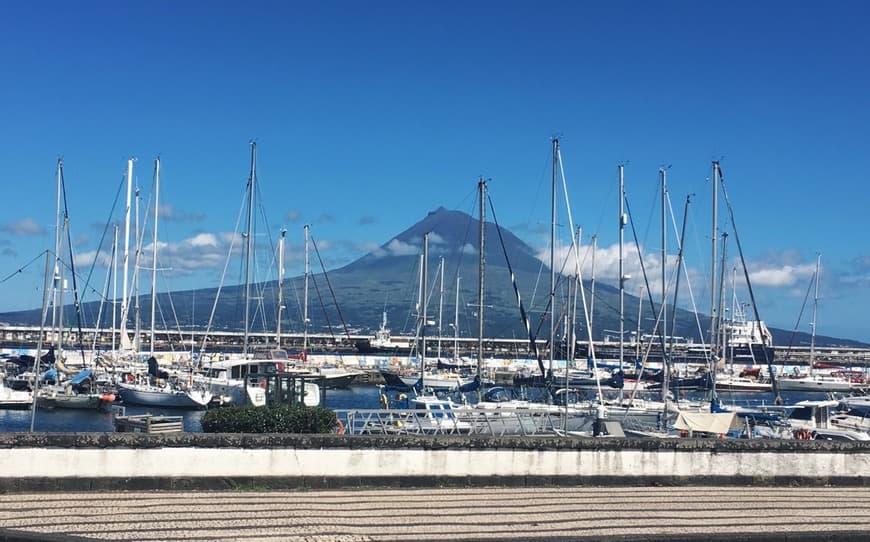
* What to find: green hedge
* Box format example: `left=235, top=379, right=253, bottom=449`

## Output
left=200, top=405, right=338, bottom=434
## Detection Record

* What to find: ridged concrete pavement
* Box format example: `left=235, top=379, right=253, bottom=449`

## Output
left=1, top=486, right=869, bottom=541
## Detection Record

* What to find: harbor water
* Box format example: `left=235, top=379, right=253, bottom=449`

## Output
left=0, top=384, right=386, bottom=433
left=0, top=384, right=836, bottom=433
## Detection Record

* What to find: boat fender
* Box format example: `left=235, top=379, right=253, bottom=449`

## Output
left=335, top=419, right=345, bottom=435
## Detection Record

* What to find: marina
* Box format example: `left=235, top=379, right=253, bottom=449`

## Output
left=2, top=4, right=869, bottom=542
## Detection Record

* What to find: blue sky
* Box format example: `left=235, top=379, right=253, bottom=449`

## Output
left=0, top=1, right=868, bottom=342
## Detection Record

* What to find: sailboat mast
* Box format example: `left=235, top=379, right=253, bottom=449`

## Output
left=809, top=253, right=821, bottom=372
left=303, top=224, right=310, bottom=354
left=549, top=138, right=558, bottom=375
left=134, top=183, right=141, bottom=351
left=243, top=142, right=256, bottom=357
left=618, top=164, right=625, bottom=370
left=421, top=232, right=429, bottom=387
left=121, top=159, right=133, bottom=346
left=710, top=160, right=719, bottom=348
left=453, top=276, right=460, bottom=361
left=51, top=159, right=62, bottom=352
left=659, top=167, right=669, bottom=407
left=477, top=177, right=486, bottom=387
left=276, top=228, right=286, bottom=346
left=437, top=257, right=444, bottom=360
left=111, top=225, right=118, bottom=354
left=570, top=225, right=582, bottom=363
left=149, top=158, right=160, bottom=357
left=57, top=218, right=67, bottom=361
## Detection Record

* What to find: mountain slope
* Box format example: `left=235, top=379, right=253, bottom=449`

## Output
left=0, top=207, right=865, bottom=349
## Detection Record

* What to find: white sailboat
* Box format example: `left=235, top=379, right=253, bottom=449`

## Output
left=776, top=254, right=857, bottom=393
left=116, top=377, right=212, bottom=409
left=114, top=158, right=213, bottom=409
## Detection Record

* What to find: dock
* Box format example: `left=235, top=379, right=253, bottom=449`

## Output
left=113, top=414, right=184, bottom=434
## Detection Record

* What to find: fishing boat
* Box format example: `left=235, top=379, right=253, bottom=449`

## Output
left=354, top=312, right=414, bottom=355
left=197, top=351, right=321, bottom=407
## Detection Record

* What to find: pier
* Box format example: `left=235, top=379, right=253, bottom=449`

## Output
left=2, top=324, right=869, bottom=366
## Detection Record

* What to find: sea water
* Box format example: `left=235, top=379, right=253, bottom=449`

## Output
left=0, top=384, right=385, bottom=433
left=0, top=386, right=834, bottom=433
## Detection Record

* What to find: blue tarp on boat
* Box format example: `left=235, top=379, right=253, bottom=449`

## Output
left=69, top=369, right=93, bottom=386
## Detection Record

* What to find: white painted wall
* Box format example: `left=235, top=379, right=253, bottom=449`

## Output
left=3, top=447, right=867, bottom=479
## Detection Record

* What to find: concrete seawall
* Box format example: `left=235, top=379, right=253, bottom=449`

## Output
left=1, top=433, right=868, bottom=492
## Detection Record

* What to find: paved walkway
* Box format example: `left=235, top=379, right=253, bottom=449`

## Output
left=1, top=486, right=869, bottom=541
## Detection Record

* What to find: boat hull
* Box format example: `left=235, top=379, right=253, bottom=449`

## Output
left=36, top=393, right=114, bottom=411
left=775, top=377, right=854, bottom=392
left=117, top=383, right=212, bottom=409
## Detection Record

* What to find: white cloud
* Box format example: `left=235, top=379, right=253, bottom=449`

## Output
left=459, top=243, right=477, bottom=255
left=429, top=232, right=446, bottom=245
left=0, top=218, right=45, bottom=236
left=384, top=238, right=419, bottom=256
left=188, top=233, right=219, bottom=247
left=748, top=263, right=815, bottom=287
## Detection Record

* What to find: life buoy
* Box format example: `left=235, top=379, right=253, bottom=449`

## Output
left=259, top=379, right=267, bottom=389
left=379, top=394, right=389, bottom=409
left=125, top=374, right=134, bottom=383
left=335, top=419, right=345, bottom=435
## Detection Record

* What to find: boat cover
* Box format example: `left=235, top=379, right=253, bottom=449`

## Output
left=69, top=369, right=93, bottom=386
left=674, top=411, right=740, bottom=434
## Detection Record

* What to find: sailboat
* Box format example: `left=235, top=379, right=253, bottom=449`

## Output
left=33, top=159, right=117, bottom=411
left=379, top=233, right=477, bottom=392
left=114, top=158, right=213, bottom=409
left=774, top=254, right=857, bottom=393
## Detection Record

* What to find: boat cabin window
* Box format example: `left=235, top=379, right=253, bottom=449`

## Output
left=789, top=407, right=812, bottom=422
left=204, top=368, right=226, bottom=379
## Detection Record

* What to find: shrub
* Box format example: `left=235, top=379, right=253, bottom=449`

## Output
left=200, top=405, right=338, bottom=434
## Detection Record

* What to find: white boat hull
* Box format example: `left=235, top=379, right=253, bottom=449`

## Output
left=117, top=383, right=212, bottom=409
left=776, top=376, right=854, bottom=392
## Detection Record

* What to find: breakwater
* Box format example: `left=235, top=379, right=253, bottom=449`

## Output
left=1, top=433, right=867, bottom=492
